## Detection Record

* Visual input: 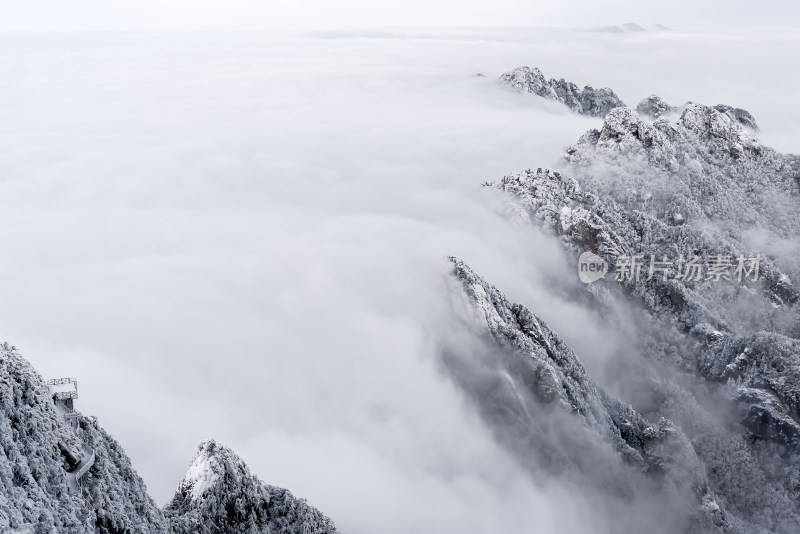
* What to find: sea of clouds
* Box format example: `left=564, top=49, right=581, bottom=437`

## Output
left=0, top=27, right=797, bottom=533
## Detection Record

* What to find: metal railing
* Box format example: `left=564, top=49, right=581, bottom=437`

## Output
left=47, top=377, right=79, bottom=400
left=47, top=377, right=76, bottom=385
left=48, top=377, right=94, bottom=492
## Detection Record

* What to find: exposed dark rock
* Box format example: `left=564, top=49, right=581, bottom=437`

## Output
left=447, top=258, right=728, bottom=533
left=499, top=66, right=625, bottom=117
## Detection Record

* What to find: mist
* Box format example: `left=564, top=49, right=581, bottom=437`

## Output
left=3, top=0, right=800, bottom=31
left=0, top=28, right=798, bottom=533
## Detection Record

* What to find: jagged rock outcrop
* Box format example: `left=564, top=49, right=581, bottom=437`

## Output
left=165, top=440, right=339, bottom=534
left=499, top=66, right=625, bottom=117
left=0, top=345, right=341, bottom=534
left=446, top=258, right=728, bottom=533
left=636, top=94, right=759, bottom=130
left=476, top=87, right=800, bottom=532
left=701, top=332, right=800, bottom=451
left=561, top=105, right=798, bottom=306
left=636, top=94, right=674, bottom=119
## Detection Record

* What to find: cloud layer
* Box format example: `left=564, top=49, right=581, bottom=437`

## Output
left=0, top=28, right=797, bottom=533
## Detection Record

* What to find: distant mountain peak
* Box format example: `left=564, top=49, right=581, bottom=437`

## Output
left=499, top=66, right=625, bottom=117
left=166, top=439, right=340, bottom=534
left=177, top=439, right=233, bottom=501
left=622, top=22, right=647, bottom=32
left=597, top=23, right=653, bottom=33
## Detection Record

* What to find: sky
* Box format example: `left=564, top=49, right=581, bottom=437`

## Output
left=0, top=21, right=799, bottom=534
left=2, top=0, right=800, bottom=31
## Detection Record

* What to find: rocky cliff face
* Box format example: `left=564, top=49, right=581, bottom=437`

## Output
left=636, top=94, right=759, bottom=131
left=499, top=66, right=625, bottom=117
left=165, top=440, right=339, bottom=534
left=446, top=83, right=800, bottom=533
left=0, top=345, right=340, bottom=534
left=446, top=257, right=727, bottom=534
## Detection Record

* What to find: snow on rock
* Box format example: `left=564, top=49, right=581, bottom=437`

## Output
left=499, top=66, right=625, bottom=117
left=0, top=343, right=168, bottom=534
left=493, top=167, right=625, bottom=257
left=636, top=94, right=759, bottom=131
left=637, top=94, right=674, bottom=119
left=446, top=257, right=728, bottom=532
left=480, top=81, right=800, bottom=532
left=179, top=442, right=220, bottom=501
left=166, top=440, right=340, bottom=534
left=0, top=345, right=342, bottom=534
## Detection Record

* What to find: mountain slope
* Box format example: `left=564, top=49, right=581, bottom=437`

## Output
left=0, top=344, right=341, bottom=534
left=459, top=83, right=800, bottom=532
left=165, top=440, right=339, bottom=534
left=0, top=342, right=167, bottom=534
left=445, top=258, right=728, bottom=533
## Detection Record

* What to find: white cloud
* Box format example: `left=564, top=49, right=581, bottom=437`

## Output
left=0, top=28, right=798, bottom=533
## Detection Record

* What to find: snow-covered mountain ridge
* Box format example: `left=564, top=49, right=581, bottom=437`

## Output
left=499, top=66, right=625, bottom=117
left=440, top=70, right=800, bottom=533
left=0, top=344, right=341, bottom=534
